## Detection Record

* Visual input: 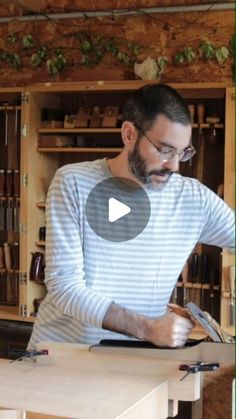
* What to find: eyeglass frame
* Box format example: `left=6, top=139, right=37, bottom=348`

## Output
left=133, top=123, right=196, bottom=163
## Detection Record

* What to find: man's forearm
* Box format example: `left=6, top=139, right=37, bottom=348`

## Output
left=102, top=301, right=194, bottom=347
left=102, top=302, right=152, bottom=341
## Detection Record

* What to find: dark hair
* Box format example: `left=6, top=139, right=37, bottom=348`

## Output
left=122, top=83, right=191, bottom=133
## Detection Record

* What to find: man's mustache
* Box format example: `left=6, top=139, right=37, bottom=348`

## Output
left=149, top=169, right=175, bottom=177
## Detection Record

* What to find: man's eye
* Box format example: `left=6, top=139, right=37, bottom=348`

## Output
left=161, top=148, right=174, bottom=155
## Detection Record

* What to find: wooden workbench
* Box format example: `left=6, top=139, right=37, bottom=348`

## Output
left=0, top=341, right=234, bottom=419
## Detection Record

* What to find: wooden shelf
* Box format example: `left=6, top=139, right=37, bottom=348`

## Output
left=0, top=269, right=19, bottom=273
left=37, top=147, right=123, bottom=153
left=38, top=128, right=121, bottom=133
left=0, top=105, right=21, bottom=111
left=0, top=305, right=35, bottom=322
left=177, top=281, right=220, bottom=290
left=192, top=123, right=224, bottom=129
left=38, top=124, right=223, bottom=134
left=0, top=196, right=20, bottom=201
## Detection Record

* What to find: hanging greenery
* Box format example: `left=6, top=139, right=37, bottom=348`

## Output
left=0, top=19, right=233, bottom=78
left=0, top=30, right=143, bottom=76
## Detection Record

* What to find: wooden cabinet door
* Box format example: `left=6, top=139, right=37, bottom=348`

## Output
left=221, top=87, right=235, bottom=332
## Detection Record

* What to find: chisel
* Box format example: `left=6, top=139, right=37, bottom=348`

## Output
left=229, top=266, right=235, bottom=327
left=189, top=253, right=199, bottom=305
left=181, top=261, right=189, bottom=307
left=199, top=253, right=209, bottom=309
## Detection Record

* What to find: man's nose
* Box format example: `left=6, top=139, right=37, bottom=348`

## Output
left=163, top=154, right=180, bottom=172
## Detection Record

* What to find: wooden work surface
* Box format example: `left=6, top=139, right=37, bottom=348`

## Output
left=0, top=342, right=202, bottom=419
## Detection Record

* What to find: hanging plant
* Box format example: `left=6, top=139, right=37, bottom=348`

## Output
left=0, top=21, right=233, bottom=79
left=174, top=40, right=231, bottom=69
left=0, top=29, right=142, bottom=76
left=174, top=47, right=195, bottom=64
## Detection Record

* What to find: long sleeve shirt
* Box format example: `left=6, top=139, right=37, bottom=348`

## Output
left=28, top=158, right=235, bottom=348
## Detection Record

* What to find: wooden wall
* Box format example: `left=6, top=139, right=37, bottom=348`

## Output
left=0, top=1, right=234, bottom=85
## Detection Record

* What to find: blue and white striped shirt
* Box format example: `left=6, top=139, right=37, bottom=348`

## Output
left=28, top=159, right=234, bottom=348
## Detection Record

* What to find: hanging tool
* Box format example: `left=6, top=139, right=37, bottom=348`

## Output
left=206, top=115, right=220, bottom=145
left=0, top=199, right=4, bottom=231
left=181, top=261, right=189, bottom=307
left=195, top=103, right=205, bottom=181
left=14, top=199, right=20, bottom=233
left=229, top=266, right=235, bottom=327
left=3, top=103, right=9, bottom=147
left=6, top=199, right=13, bottom=231
left=199, top=253, right=209, bottom=309
left=14, top=106, right=18, bottom=135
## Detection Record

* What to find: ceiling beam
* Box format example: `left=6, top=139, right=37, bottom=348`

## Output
left=0, top=2, right=234, bottom=23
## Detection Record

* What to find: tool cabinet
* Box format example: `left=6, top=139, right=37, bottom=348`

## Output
left=0, top=81, right=234, bottom=336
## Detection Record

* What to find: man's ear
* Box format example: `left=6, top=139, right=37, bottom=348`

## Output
left=121, top=121, right=137, bottom=148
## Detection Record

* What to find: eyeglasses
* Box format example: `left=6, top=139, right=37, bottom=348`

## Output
left=134, top=124, right=196, bottom=163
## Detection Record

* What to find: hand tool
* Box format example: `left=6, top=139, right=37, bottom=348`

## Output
left=6, top=199, right=13, bottom=231
left=0, top=199, right=4, bottom=231
left=206, top=115, right=220, bottom=145
left=189, top=253, right=199, bottom=304
left=195, top=103, right=205, bottom=180
left=4, top=104, right=9, bottom=146
left=181, top=261, right=189, bottom=307
left=199, top=253, right=209, bottom=309
left=187, top=302, right=235, bottom=343
left=229, top=266, right=235, bottom=326
left=3, top=242, right=12, bottom=270
left=167, top=303, right=193, bottom=320
left=14, top=199, right=20, bottom=233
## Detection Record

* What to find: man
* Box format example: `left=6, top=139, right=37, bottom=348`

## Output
left=28, top=84, right=234, bottom=350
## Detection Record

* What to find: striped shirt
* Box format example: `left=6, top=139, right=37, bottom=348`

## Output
left=28, top=158, right=234, bottom=349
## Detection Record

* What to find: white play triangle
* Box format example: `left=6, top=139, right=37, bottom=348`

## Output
left=108, top=197, right=131, bottom=223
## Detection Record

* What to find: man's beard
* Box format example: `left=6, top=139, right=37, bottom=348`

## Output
left=128, top=140, right=174, bottom=186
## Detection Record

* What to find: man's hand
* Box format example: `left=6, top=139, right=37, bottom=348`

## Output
left=102, top=302, right=194, bottom=348
left=147, top=311, right=194, bottom=347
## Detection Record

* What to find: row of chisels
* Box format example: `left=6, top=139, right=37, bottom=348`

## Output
left=0, top=270, right=19, bottom=305
left=171, top=252, right=221, bottom=320
left=0, top=242, right=19, bottom=270
left=0, top=198, right=20, bottom=232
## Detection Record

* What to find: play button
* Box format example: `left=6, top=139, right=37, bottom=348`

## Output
left=85, top=177, right=151, bottom=242
left=108, top=198, right=131, bottom=222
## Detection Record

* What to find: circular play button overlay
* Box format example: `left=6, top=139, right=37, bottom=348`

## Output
left=85, top=177, right=151, bottom=242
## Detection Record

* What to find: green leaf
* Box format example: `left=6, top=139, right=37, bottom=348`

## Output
left=31, top=53, right=42, bottom=67
left=5, top=33, right=17, bottom=44
left=46, top=59, right=58, bottom=77
left=11, top=53, right=21, bottom=69
left=183, top=47, right=195, bottom=63
left=81, top=40, right=92, bottom=53
left=106, top=42, right=118, bottom=56
left=38, top=47, right=47, bottom=60
left=231, top=33, right=236, bottom=55
left=174, top=52, right=185, bottom=64
left=53, top=48, right=62, bottom=57
left=127, top=43, right=140, bottom=55
left=157, top=56, right=168, bottom=74
left=117, top=52, right=130, bottom=64
left=22, top=34, right=34, bottom=49
left=81, top=54, right=91, bottom=68
left=215, top=46, right=229, bottom=65
left=55, top=54, right=67, bottom=72
left=199, top=40, right=215, bottom=59
left=94, top=50, right=103, bottom=63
